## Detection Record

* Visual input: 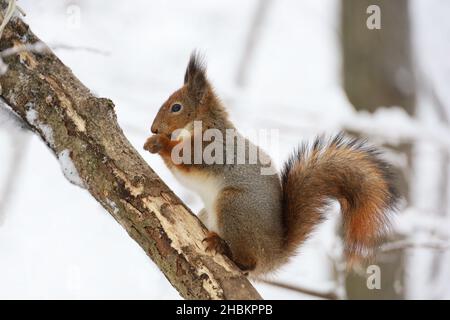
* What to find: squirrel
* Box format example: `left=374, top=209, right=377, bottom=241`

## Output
left=144, top=53, right=399, bottom=276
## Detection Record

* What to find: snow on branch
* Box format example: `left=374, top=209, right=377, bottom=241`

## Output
left=249, top=96, right=450, bottom=152
left=58, top=149, right=86, bottom=188
left=380, top=239, right=450, bottom=253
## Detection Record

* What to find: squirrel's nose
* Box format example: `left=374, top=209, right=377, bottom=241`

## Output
left=151, top=124, right=158, bottom=134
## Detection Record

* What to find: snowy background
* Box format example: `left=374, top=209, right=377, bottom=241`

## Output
left=0, top=0, right=449, bottom=299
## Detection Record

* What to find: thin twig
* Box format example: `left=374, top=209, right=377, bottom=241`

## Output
left=0, top=0, right=16, bottom=40
left=0, top=41, right=49, bottom=57
left=380, top=240, right=450, bottom=253
left=258, top=279, right=339, bottom=300
left=49, top=43, right=111, bottom=56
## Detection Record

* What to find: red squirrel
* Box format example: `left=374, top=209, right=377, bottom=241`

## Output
left=144, top=53, right=399, bottom=275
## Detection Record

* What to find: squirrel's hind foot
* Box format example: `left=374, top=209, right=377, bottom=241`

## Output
left=202, top=232, right=232, bottom=258
left=202, top=232, right=257, bottom=274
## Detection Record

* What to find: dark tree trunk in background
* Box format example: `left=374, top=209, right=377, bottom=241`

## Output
left=341, top=0, right=415, bottom=299
left=342, top=0, right=415, bottom=114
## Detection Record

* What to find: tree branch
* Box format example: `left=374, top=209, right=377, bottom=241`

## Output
left=0, top=14, right=261, bottom=300
left=259, top=279, right=339, bottom=300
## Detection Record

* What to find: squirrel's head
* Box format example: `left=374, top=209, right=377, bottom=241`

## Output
left=151, top=53, right=229, bottom=137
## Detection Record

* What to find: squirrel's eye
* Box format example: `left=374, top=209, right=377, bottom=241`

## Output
left=170, top=103, right=182, bottom=113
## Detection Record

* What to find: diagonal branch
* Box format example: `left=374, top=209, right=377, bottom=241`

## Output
left=0, top=13, right=261, bottom=300
left=259, top=279, right=339, bottom=300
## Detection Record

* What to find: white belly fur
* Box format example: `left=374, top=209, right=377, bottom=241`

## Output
left=171, top=167, right=223, bottom=233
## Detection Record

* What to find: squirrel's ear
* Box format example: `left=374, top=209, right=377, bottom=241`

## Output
left=184, top=52, right=208, bottom=102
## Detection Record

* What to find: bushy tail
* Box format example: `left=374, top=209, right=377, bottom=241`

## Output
left=281, top=134, right=399, bottom=265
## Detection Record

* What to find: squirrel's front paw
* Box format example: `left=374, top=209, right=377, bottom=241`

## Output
left=144, top=135, right=164, bottom=153
left=202, top=232, right=232, bottom=258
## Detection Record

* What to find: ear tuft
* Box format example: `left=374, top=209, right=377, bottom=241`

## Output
left=184, top=51, right=209, bottom=102
left=184, top=51, right=206, bottom=84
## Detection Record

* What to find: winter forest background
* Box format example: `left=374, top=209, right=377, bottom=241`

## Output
left=0, top=0, right=449, bottom=299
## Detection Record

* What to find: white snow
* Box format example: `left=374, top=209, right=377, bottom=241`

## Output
left=105, top=199, right=119, bottom=214
left=57, top=149, right=85, bottom=189
left=25, top=104, right=55, bottom=147
left=24, top=105, right=38, bottom=123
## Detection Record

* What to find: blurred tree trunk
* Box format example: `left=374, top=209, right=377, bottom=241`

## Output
left=342, top=0, right=415, bottom=115
left=341, top=0, right=415, bottom=299
left=235, top=0, right=272, bottom=88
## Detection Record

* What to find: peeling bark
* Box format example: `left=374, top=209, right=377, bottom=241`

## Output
left=0, top=15, right=261, bottom=300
